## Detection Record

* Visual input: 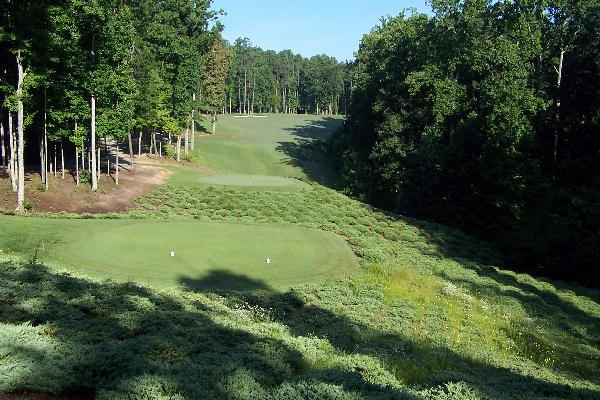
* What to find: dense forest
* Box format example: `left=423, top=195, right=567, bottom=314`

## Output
left=224, top=39, right=351, bottom=115
left=0, top=0, right=348, bottom=211
left=332, top=0, right=600, bottom=285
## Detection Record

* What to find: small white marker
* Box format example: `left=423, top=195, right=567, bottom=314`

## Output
left=266, top=258, right=271, bottom=264
left=170, top=251, right=176, bottom=257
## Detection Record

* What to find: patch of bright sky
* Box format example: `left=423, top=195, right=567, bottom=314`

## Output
left=210, top=0, right=431, bottom=61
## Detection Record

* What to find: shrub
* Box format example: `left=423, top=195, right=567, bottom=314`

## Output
left=79, top=169, right=91, bottom=184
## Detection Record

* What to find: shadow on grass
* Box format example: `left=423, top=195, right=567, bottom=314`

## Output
left=182, top=271, right=600, bottom=399
left=0, top=259, right=419, bottom=399
left=180, top=270, right=273, bottom=292
left=276, top=117, right=344, bottom=188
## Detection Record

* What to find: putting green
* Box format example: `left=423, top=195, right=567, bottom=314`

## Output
left=0, top=217, right=357, bottom=290
left=198, top=174, right=310, bottom=189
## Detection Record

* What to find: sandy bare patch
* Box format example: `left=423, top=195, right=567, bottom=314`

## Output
left=0, top=162, right=170, bottom=214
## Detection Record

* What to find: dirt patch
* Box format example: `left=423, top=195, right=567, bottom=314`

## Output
left=0, top=162, right=170, bottom=214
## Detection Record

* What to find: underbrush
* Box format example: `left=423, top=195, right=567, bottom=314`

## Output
left=1, top=183, right=599, bottom=399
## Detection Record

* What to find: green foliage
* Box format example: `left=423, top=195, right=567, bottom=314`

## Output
left=331, top=0, right=600, bottom=285
left=79, top=169, right=91, bottom=185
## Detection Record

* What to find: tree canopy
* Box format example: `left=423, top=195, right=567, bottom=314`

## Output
left=332, top=0, right=600, bottom=285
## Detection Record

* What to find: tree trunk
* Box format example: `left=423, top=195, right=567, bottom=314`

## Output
left=54, top=145, right=57, bottom=177
left=16, top=51, right=26, bottom=212
left=115, top=140, right=119, bottom=185
left=97, top=146, right=101, bottom=181
left=9, top=111, right=16, bottom=192
left=252, top=76, right=255, bottom=113
left=553, top=48, right=566, bottom=170
left=159, top=140, right=162, bottom=157
left=212, top=113, right=217, bottom=135
left=244, top=69, right=248, bottom=114
left=44, top=127, right=49, bottom=190
left=82, top=147, right=85, bottom=171
left=176, top=135, right=181, bottom=161
left=184, top=127, right=189, bottom=159
left=191, top=110, right=195, bottom=151
left=138, top=130, right=142, bottom=157
left=90, top=94, right=98, bottom=191
left=75, top=147, right=79, bottom=186
left=61, top=144, right=65, bottom=179
left=0, top=106, right=5, bottom=173
left=128, top=130, right=135, bottom=172
left=39, top=139, right=45, bottom=183
left=238, top=78, right=242, bottom=113
left=103, top=136, right=108, bottom=175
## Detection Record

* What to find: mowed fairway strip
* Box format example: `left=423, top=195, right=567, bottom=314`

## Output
left=168, top=114, right=343, bottom=190
left=0, top=217, right=357, bottom=290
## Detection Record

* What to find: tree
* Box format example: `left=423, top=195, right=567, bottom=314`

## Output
left=203, top=33, right=230, bottom=134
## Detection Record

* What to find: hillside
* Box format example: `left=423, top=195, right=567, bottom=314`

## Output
left=0, top=115, right=598, bottom=399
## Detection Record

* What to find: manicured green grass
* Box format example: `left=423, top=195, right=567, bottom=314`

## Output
left=191, top=114, right=342, bottom=186
left=0, top=217, right=356, bottom=290
left=166, top=166, right=312, bottom=193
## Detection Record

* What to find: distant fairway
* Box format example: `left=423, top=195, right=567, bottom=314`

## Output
left=0, top=216, right=357, bottom=290
left=168, top=114, right=343, bottom=190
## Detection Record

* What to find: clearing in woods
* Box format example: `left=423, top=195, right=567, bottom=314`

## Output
left=167, top=113, right=343, bottom=189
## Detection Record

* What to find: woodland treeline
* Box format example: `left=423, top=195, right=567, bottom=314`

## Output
left=332, top=0, right=600, bottom=285
left=0, top=0, right=349, bottom=211
left=224, top=38, right=351, bottom=115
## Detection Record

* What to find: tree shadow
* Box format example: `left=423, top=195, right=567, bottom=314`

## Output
left=0, top=258, right=421, bottom=399
left=196, top=280, right=600, bottom=399
left=179, top=269, right=273, bottom=292
left=276, top=117, right=344, bottom=188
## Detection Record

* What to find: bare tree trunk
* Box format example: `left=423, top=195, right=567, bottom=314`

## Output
left=9, top=111, right=16, bottom=192
left=244, top=69, right=248, bottom=114
left=176, top=135, right=181, bottom=161
left=75, top=147, right=79, bottom=186
left=252, top=76, right=255, bottom=113
left=90, top=94, right=98, bottom=191
left=97, top=146, right=101, bottom=181
left=39, top=139, right=45, bottom=183
left=82, top=147, right=85, bottom=171
left=191, top=110, right=195, bottom=151
left=553, top=48, right=566, bottom=170
left=16, top=51, right=26, bottom=212
left=229, top=96, right=232, bottom=115
left=0, top=106, right=5, bottom=173
left=184, top=126, right=189, bottom=159
left=138, top=130, right=142, bottom=157
left=238, top=78, right=242, bottom=113
left=54, top=145, right=57, bottom=177
left=44, top=127, right=48, bottom=190
left=115, top=140, right=119, bottom=185
left=128, top=130, right=135, bottom=172
left=159, top=140, right=162, bottom=157
left=212, top=113, right=217, bottom=135
left=61, top=144, right=64, bottom=179
left=104, top=136, right=109, bottom=175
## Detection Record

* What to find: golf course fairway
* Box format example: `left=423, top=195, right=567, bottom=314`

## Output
left=0, top=217, right=357, bottom=290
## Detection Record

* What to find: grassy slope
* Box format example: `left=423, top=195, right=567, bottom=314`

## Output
left=0, top=115, right=599, bottom=399
left=179, top=114, right=342, bottom=184
left=0, top=217, right=356, bottom=290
